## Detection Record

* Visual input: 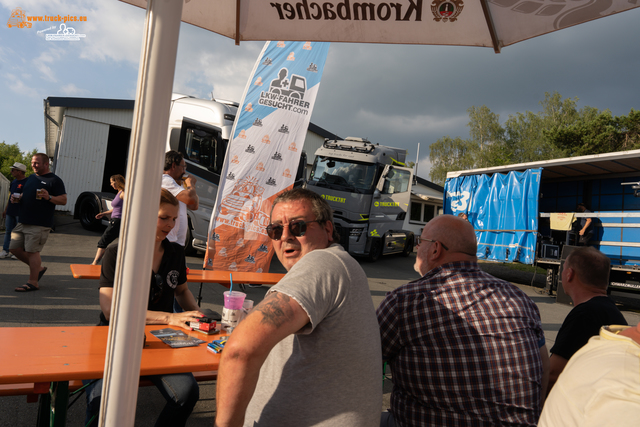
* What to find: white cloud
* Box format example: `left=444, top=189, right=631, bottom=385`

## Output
left=417, top=155, right=433, bottom=182
left=59, top=83, right=87, bottom=96
left=4, top=73, right=39, bottom=97
left=32, top=50, right=63, bottom=82
left=76, top=2, right=145, bottom=64
left=172, top=27, right=263, bottom=102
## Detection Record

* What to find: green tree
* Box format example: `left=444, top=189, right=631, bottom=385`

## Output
left=503, top=91, right=584, bottom=162
left=467, top=105, right=506, bottom=168
left=546, top=109, right=640, bottom=156
left=428, top=106, right=506, bottom=185
left=0, top=142, right=37, bottom=180
left=429, top=136, right=476, bottom=186
left=619, top=109, right=640, bottom=148
left=428, top=92, right=639, bottom=185
left=540, top=91, right=580, bottom=128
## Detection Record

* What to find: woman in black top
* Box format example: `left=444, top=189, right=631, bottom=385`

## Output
left=85, top=189, right=203, bottom=427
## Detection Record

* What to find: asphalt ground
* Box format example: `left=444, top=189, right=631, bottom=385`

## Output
left=1, top=215, right=640, bottom=426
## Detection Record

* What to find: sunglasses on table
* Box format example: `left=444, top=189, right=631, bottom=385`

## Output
left=266, top=219, right=320, bottom=241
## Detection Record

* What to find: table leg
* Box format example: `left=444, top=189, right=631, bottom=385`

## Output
left=36, top=389, right=50, bottom=427
left=36, top=381, right=70, bottom=427
left=197, top=282, right=204, bottom=306
left=51, top=381, right=70, bottom=427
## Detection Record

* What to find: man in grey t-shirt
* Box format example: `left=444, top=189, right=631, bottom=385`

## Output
left=215, top=188, right=382, bottom=427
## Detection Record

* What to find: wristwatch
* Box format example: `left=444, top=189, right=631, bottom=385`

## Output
left=48, top=195, right=52, bottom=201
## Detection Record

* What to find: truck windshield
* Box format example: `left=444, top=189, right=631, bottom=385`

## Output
left=308, top=157, right=378, bottom=194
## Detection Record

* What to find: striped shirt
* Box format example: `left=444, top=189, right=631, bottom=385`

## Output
left=377, top=261, right=545, bottom=426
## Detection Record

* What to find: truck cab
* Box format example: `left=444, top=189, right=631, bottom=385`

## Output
left=306, top=137, right=414, bottom=260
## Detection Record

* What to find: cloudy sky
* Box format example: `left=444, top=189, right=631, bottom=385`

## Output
left=1, top=1, right=639, bottom=180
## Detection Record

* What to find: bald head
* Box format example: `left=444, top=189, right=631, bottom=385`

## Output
left=415, top=215, right=477, bottom=276
left=428, top=215, right=477, bottom=255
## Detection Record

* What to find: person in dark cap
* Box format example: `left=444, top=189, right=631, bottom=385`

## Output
left=1, top=162, right=27, bottom=260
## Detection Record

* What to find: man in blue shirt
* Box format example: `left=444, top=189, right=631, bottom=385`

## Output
left=10, top=153, right=66, bottom=292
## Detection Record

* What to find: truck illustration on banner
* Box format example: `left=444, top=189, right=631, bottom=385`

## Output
left=269, top=68, right=307, bottom=100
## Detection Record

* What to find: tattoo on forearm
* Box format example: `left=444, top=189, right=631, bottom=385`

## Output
left=257, top=293, right=294, bottom=327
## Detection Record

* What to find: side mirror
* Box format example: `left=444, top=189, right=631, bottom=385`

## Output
left=383, top=166, right=395, bottom=179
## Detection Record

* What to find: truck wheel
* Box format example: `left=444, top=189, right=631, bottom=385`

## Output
left=401, top=236, right=414, bottom=257
left=184, top=226, right=197, bottom=256
left=368, top=239, right=382, bottom=262
left=78, top=197, right=102, bottom=231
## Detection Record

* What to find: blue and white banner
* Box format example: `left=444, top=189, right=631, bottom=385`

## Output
left=444, top=168, right=542, bottom=264
left=205, top=41, right=331, bottom=272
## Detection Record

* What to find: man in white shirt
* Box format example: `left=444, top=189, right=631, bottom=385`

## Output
left=539, top=324, right=640, bottom=427
left=161, top=150, right=199, bottom=246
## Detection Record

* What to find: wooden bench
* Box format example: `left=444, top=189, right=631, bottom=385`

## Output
left=0, top=370, right=217, bottom=403
left=70, top=264, right=284, bottom=304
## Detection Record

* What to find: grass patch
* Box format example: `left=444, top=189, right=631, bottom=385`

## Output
left=479, top=260, right=547, bottom=274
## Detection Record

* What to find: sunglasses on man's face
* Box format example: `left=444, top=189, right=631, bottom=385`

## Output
left=266, top=219, right=320, bottom=241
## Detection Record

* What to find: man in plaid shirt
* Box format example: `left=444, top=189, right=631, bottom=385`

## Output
left=377, top=215, right=549, bottom=426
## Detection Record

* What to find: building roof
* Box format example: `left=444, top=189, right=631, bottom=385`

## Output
left=446, top=149, right=640, bottom=182
left=44, top=95, right=339, bottom=157
left=416, top=175, right=443, bottom=192
left=46, top=96, right=135, bottom=110
left=308, top=122, right=341, bottom=140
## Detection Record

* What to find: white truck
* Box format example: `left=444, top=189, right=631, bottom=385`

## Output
left=305, top=137, right=415, bottom=260
left=44, top=93, right=307, bottom=254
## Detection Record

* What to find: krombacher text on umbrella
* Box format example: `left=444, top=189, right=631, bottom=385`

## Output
left=269, top=0, right=425, bottom=22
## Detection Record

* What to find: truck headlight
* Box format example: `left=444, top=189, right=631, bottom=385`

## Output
left=349, top=228, right=363, bottom=237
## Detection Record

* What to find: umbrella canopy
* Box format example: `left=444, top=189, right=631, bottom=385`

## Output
left=122, top=0, right=639, bottom=53
left=101, top=0, right=640, bottom=425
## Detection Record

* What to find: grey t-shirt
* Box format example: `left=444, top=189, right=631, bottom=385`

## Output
left=244, top=244, right=382, bottom=426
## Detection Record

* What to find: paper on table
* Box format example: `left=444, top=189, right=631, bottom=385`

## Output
left=150, top=328, right=205, bottom=348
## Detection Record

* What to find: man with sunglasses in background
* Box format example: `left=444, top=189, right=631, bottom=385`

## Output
left=215, top=188, right=382, bottom=427
left=377, top=214, right=549, bottom=427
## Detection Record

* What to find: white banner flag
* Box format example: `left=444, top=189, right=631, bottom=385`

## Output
left=205, top=41, right=331, bottom=272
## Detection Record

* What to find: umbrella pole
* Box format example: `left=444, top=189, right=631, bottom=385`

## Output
left=99, top=0, right=183, bottom=425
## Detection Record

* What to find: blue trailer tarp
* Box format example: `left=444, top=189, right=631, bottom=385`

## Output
left=444, top=168, right=542, bottom=264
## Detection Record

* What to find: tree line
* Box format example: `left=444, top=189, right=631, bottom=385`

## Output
left=0, top=142, right=38, bottom=181
left=428, top=92, right=640, bottom=186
